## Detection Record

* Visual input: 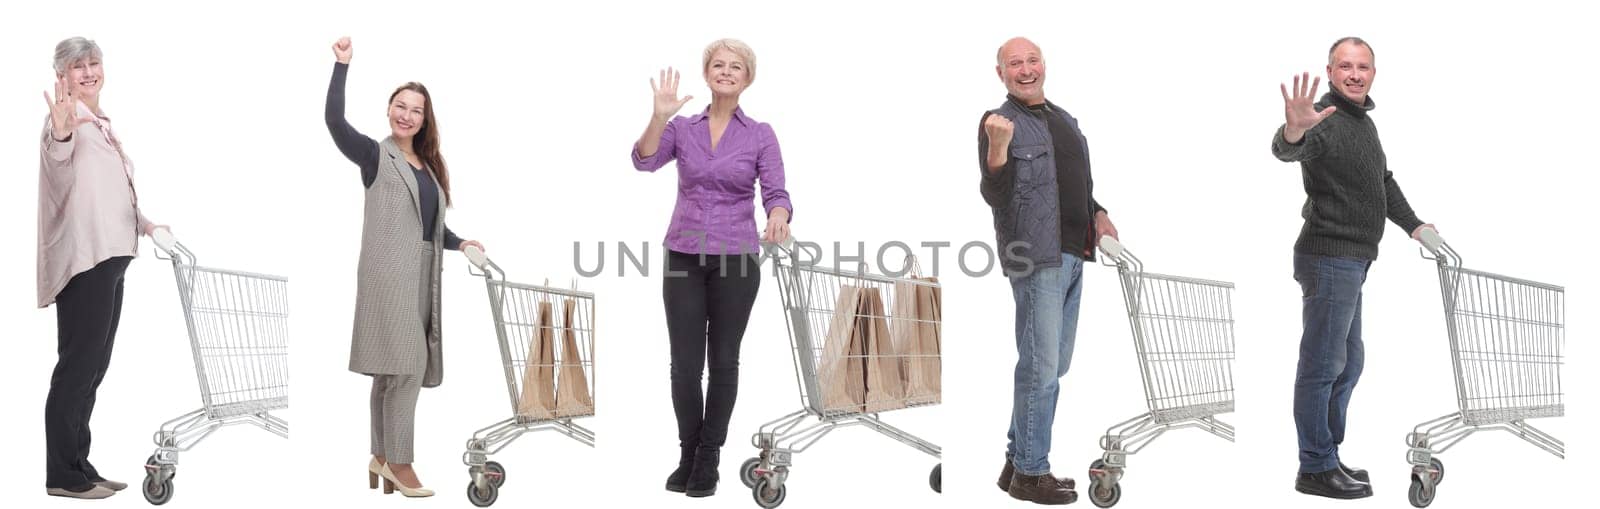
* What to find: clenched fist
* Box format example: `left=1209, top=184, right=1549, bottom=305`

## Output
left=983, top=113, right=1015, bottom=172
left=983, top=113, right=1015, bottom=147
left=332, top=37, right=353, bottom=64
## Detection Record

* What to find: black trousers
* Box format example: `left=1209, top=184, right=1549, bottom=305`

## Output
left=45, top=256, right=132, bottom=489
left=664, top=250, right=762, bottom=449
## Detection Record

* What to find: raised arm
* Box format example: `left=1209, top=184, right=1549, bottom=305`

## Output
left=978, top=112, right=1016, bottom=208
left=40, top=76, right=92, bottom=175
left=632, top=67, right=692, bottom=171
left=1271, top=72, right=1336, bottom=162
left=325, top=37, right=379, bottom=186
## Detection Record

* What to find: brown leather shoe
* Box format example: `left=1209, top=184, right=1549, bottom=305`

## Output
left=999, top=459, right=1076, bottom=492
left=998, top=457, right=1014, bottom=492
left=1008, top=470, right=1078, bottom=505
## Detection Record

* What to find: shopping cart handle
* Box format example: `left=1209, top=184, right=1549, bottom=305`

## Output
left=463, top=245, right=490, bottom=271
left=761, top=233, right=796, bottom=254
left=151, top=227, right=178, bottom=255
left=1418, top=227, right=1445, bottom=256
left=1098, top=235, right=1125, bottom=259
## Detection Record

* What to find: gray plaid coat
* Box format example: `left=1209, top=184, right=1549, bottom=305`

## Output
left=348, top=138, right=445, bottom=387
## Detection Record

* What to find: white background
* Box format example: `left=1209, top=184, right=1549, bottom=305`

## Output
left=1, top=1, right=1594, bottom=508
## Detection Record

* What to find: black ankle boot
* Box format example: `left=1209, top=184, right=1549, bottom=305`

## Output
left=665, top=444, right=698, bottom=492
left=685, top=445, right=721, bottom=497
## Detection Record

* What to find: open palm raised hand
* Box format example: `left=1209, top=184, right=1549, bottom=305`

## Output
left=1280, top=72, right=1336, bottom=142
left=650, top=67, right=693, bottom=120
left=42, top=77, right=92, bottom=140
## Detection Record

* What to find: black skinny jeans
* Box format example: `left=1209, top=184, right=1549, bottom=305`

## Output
left=45, top=256, right=131, bottom=489
left=664, top=250, right=762, bottom=450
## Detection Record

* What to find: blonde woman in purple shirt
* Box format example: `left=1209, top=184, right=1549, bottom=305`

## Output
left=632, top=38, right=792, bottom=498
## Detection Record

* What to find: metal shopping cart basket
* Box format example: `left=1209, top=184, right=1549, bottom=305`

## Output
left=141, top=230, right=290, bottom=505
left=459, top=246, right=596, bottom=507
left=1085, top=237, right=1236, bottom=508
left=741, top=239, right=942, bottom=508
left=1403, top=229, right=1564, bottom=508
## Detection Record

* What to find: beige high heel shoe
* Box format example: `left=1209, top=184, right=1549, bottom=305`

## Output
left=379, top=464, right=435, bottom=498
left=368, top=458, right=385, bottom=491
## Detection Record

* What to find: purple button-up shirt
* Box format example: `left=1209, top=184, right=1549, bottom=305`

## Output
left=633, top=106, right=792, bottom=255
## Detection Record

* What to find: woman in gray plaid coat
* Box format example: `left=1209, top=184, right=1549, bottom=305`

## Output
left=325, top=37, right=484, bottom=498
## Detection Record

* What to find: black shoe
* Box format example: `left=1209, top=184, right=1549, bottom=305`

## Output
left=1295, top=468, right=1373, bottom=499
left=1008, top=470, right=1078, bottom=505
left=665, top=444, right=698, bottom=493
left=998, top=456, right=1014, bottom=492
left=685, top=445, right=721, bottom=497
left=1339, top=462, right=1370, bottom=484
left=999, top=457, right=1076, bottom=493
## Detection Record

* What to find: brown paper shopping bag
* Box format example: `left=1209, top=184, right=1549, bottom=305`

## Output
left=516, top=301, right=558, bottom=419
left=861, top=288, right=907, bottom=412
left=819, top=285, right=868, bottom=414
left=910, top=277, right=942, bottom=404
left=893, top=279, right=936, bottom=405
left=555, top=298, right=595, bottom=417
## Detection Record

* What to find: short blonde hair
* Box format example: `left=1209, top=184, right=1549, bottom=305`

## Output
left=702, top=38, right=757, bottom=85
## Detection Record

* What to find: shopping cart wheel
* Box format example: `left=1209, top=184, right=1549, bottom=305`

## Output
left=1429, top=458, right=1444, bottom=485
left=1407, top=477, right=1435, bottom=508
left=929, top=464, right=941, bottom=493
left=467, top=479, right=499, bottom=507
left=143, top=474, right=174, bottom=505
left=740, top=457, right=762, bottom=488
left=1088, top=477, right=1120, bottom=508
left=752, top=477, right=787, bottom=508
left=144, top=455, right=174, bottom=479
left=484, top=461, right=506, bottom=488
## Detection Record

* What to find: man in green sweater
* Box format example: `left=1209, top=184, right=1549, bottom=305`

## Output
left=1271, top=37, right=1437, bottom=500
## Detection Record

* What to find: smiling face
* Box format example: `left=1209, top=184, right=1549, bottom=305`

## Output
left=388, top=89, right=426, bottom=140
left=60, top=56, right=104, bottom=103
left=996, top=38, right=1045, bottom=105
left=1327, top=41, right=1376, bottom=105
left=703, top=48, right=750, bottom=98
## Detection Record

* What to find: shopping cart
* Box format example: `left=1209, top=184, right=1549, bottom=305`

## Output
left=741, top=238, right=941, bottom=509
left=1403, top=228, right=1564, bottom=508
left=459, top=246, right=596, bottom=507
left=141, top=229, right=290, bottom=506
left=1084, top=236, right=1236, bottom=508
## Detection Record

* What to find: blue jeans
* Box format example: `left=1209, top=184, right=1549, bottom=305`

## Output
left=1005, top=254, right=1085, bottom=476
left=1292, top=254, right=1371, bottom=473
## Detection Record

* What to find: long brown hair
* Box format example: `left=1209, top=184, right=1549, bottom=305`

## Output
left=389, top=82, right=452, bottom=206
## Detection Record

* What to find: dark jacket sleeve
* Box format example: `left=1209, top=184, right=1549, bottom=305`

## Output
left=978, top=112, right=1015, bottom=208
left=1382, top=169, right=1425, bottom=234
left=442, top=226, right=464, bottom=251
left=326, top=62, right=380, bottom=187
left=1271, top=123, right=1327, bottom=162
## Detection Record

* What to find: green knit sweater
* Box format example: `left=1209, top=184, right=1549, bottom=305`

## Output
left=1272, top=90, right=1425, bottom=260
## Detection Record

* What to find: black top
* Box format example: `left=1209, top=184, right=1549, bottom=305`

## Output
left=977, top=97, right=1101, bottom=258
left=326, top=62, right=462, bottom=250
left=1271, top=90, right=1424, bottom=260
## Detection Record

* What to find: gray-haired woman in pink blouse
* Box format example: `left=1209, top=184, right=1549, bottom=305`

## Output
left=37, top=36, right=168, bottom=500
left=632, top=38, right=792, bottom=499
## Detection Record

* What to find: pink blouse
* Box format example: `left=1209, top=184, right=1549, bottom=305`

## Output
left=37, top=102, right=153, bottom=308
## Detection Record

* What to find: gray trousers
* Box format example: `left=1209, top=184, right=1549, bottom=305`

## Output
left=370, top=374, right=422, bottom=463
left=367, top=244, right=434, bottom=464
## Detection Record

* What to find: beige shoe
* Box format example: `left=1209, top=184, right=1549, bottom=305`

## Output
left=368, top=458, right=385, bottom=491
left=94, top=479, right=129, bottom=491
left=46, top=485, right=117, bottom=499
left=379, top=464, right=434, bottom=498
